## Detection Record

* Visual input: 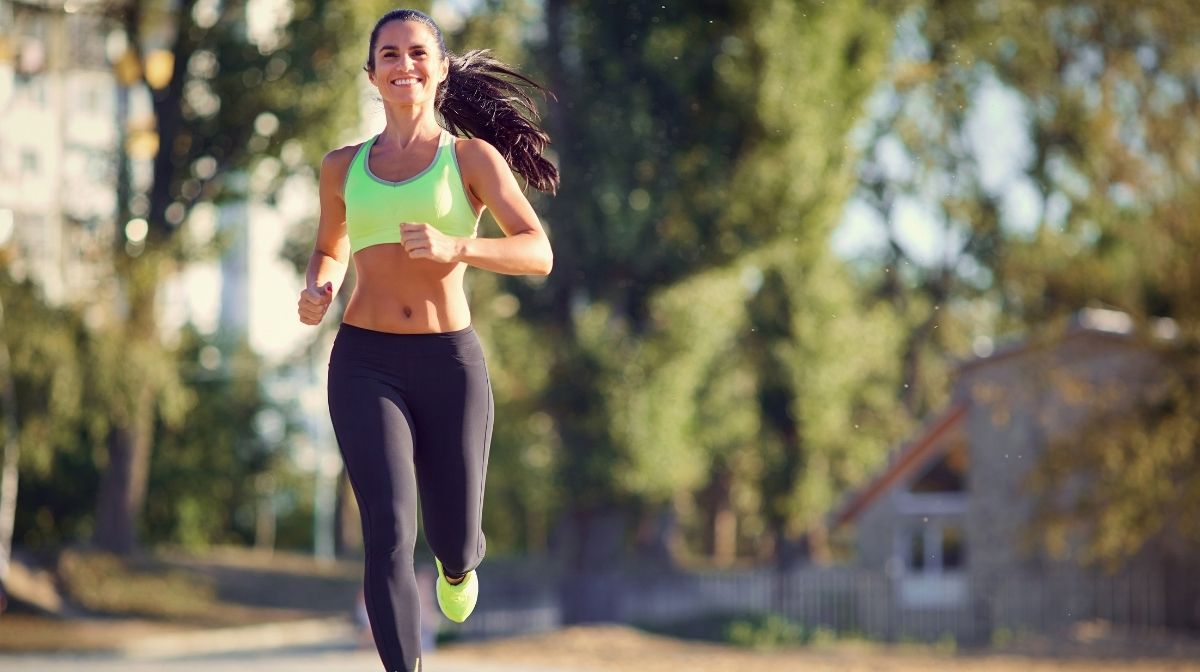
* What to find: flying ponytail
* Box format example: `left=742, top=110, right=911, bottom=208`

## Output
left=365, top=10, right=559, bottom=193
left=439, top=50, right=558, bottom=194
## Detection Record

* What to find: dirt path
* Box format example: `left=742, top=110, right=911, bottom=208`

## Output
left=438, top=625, right=1200, bottom=672
left=0, top=614, right=192, bottom=652
left=3, top=614, right=1198, bottom=671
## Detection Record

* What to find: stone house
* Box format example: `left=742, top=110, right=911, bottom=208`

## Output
left=833, top=309, right=1182, bottom=640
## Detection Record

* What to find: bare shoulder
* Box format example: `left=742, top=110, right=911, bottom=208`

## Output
left=454, top=137, right=508, bottom=175
left=321, top=143, right=362, bottom=181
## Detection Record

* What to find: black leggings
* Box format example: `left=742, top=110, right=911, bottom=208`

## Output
left=327, top=322, right=493, bottom=672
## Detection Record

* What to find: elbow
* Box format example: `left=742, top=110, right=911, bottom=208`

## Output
left=537, top=247, right=554, bottom=276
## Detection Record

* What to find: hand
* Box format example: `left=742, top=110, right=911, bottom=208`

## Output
left=401, top=222, right=462, bottom=263
left=298, top=281, right=334, bottom=325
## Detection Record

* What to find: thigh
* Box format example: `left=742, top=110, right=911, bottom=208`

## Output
left=409, top=357, right=494, bottom=528
left=327, top=371, right=419, bottom=534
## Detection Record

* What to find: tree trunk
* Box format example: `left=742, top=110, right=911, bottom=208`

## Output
left=93, top=382, right=155, bottom=555
left=0, top=296, right=21, bottom=588
left=705, top=468, right=736, bottom=566
left=254, top=473, right=277, bottom=554
left=90, top=3, right=148, bottom=558
left=541, top=0, right=581, bottom=319
left=773, top=520, right=807, bottom=572
left=805, top=518, right=832, bottom=565
left=633, top=502, right=677, bottom=569
left=713, top=507, right=737, bottom=567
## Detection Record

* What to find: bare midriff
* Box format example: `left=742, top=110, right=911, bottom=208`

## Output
left=342, top=243, right=472, bottom=334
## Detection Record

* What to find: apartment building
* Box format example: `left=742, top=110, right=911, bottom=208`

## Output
left=0, top=0, right=122, bottom=308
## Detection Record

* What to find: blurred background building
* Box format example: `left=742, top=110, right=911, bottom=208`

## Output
left=0, top=0, right=118, bottom=309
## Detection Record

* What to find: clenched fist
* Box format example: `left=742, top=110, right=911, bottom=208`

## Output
left=401, top=222, right=462, bottom=264
left=298, top=281, right=334, bottom=325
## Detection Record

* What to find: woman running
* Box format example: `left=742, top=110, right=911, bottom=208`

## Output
left=296, top=9, right=556, bottom=672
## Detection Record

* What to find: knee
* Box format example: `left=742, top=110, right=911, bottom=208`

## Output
left=364, top=510, right=418, bottom=560
left=432, top=533, right=486, bottom=577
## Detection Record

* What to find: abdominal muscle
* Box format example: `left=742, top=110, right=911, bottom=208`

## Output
left=342, top=243, right=472, bottom=334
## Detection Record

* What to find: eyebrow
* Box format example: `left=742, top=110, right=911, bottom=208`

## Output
left=377, top=43, right=429, bottom=51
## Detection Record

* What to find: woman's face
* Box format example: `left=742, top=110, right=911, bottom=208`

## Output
left=368, top=20, right=448, bottom=108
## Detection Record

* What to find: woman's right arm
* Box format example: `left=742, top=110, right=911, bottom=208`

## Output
left=298, top=147, right=354, bottom=325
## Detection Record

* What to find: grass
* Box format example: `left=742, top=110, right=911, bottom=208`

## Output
left=0, top=545, right=362, bottom=653
left=9, top=545, right=358, bottom=626
left=440, top=623, right=1200, bottom=672
left=637, top=610, right=869, bottom=651
left=56, top=549, right=221, bottom=622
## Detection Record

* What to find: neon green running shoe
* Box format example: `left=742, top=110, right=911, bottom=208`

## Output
left=434, top=558, right=478, bottom=623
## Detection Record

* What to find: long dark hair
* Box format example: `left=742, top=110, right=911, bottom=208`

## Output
left=365, top=9, right=559, bottom=193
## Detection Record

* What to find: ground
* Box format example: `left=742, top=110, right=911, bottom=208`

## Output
left=8, top=616, right=1199, bottom=672
left=436, top=625, right=1200, bottom=672
left=4, top=547, right=1199, bottom=671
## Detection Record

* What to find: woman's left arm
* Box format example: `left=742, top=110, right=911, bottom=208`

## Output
left=402, top=138, right=553, bottom=276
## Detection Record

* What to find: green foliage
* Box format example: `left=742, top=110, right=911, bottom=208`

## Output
left=452, top=0, right=541, bottom=66
left=640, top=609, right=876, bottom=650
left=142, top=326, right=279, bottom=550
left=468, top=271, right=561, bottom=552
left=3, top=276, right=282, bottom=551
left=766, top=248, right=908, bottom=537
left=726, top=613, right=811, bottom=649
left=619, top=245, right=907, bottom=547
left=1, top=274, right=94, bottom=546
left=515, top=0, right=908, bottom=561
left=144, top=0, right=389, bottom=215
left=56, top=549, right=217, bottom=621
left=619, top=262, right=753, bottom=500
left=1032, top=352, right=1200, bottom=566
left=542, top=302, right=638, bottom=508
left=268, top=467, right=319, bottom=552
left=82, top=300, right=192, bottom=453
left=0, top=276, right=85, bottom=478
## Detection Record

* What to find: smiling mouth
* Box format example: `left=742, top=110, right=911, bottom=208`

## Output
left=390, top=77, right=421, bottom=87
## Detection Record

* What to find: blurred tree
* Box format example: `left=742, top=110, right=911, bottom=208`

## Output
left=846, top=2, right=1014, bottom=421
left=0, top=290, right=24, bottom=589
left=142, top=326, right=279, bottom=550
left=0, top=274, right=88, bottom=548
left=535, top=0, right=905, bottom=572
left=87, top=0, right=379, bottom=554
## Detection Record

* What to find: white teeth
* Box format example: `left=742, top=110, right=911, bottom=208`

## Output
left=391, top=78, right=418, bottom=86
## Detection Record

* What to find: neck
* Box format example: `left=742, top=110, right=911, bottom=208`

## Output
left=378, top=103, right=442, bottom=150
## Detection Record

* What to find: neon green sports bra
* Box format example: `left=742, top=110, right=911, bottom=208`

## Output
left=343, top=130, right=480, bottom=254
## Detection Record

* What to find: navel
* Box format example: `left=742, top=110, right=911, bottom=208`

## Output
left=403, top=306, right=413, bottom=318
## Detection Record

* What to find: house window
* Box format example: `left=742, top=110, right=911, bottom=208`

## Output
left=901, top=522, right=966, bottom=574
left=895, top=522, right=968, bottom=608
left=942, top=525, right=965, bottom=570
